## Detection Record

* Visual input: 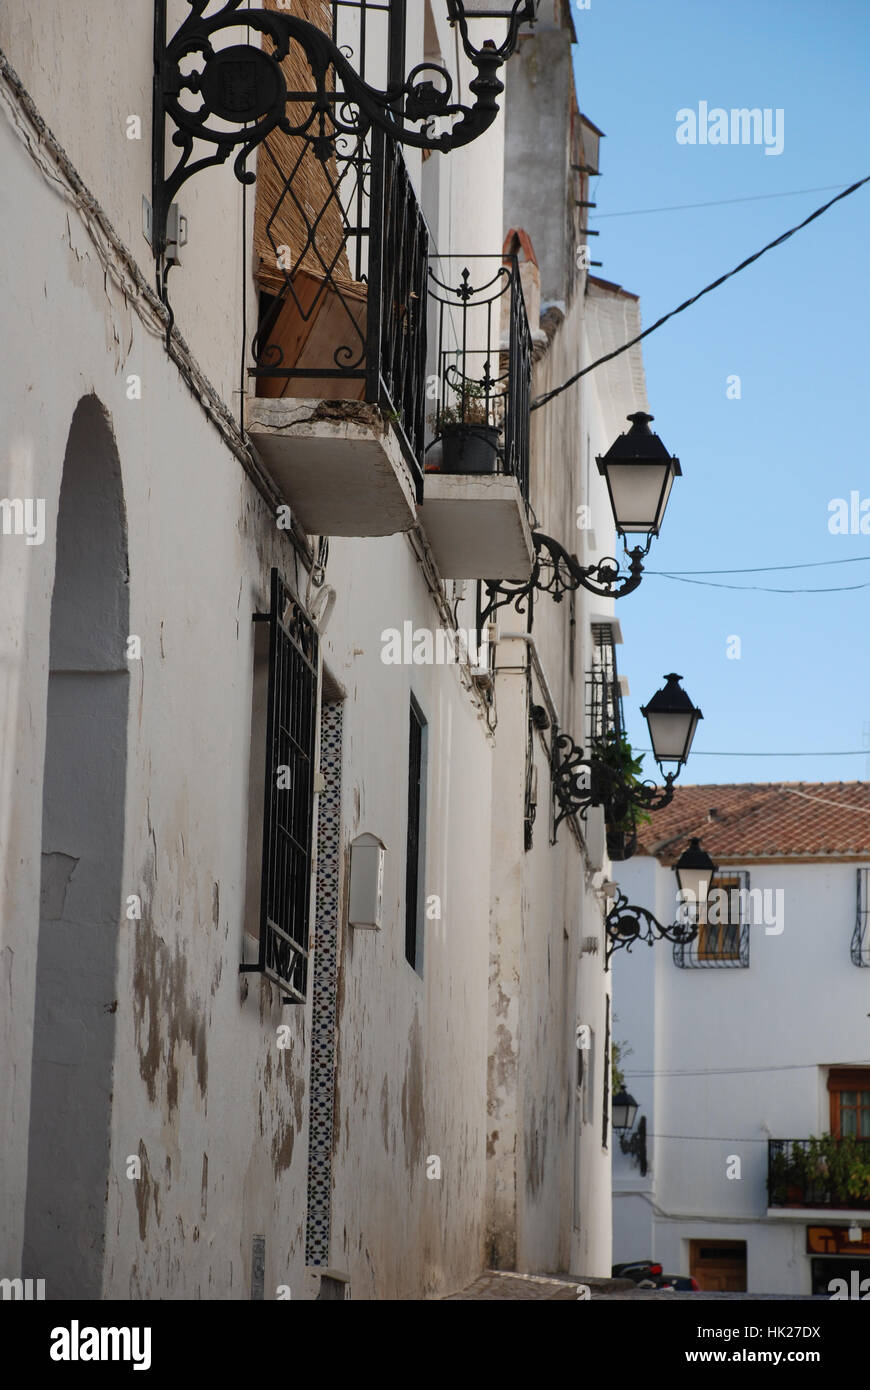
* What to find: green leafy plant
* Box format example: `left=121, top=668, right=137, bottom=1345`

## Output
left=611, top=1037, right=632, bottom=1095
left=591, top=731, right=653, bottom=834
left=776, top=1134, right=870, bottom=1206
left=430, top=378, right=494, bottom=432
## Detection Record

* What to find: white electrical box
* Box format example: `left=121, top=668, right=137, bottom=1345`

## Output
left=348, top=833, right=385, bottom=930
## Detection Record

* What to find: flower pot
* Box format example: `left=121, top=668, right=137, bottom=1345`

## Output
left=438, top=424, right=500, bottom=475
left=607, top=826, right=638, bottom=862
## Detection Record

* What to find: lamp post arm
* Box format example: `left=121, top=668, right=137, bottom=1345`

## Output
left=604, top=890, right=699, bottom=968
left=479, top=532, right=648, bottom=627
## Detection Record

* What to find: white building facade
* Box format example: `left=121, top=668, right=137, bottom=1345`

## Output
left=1, top=0, right=655, bottom=1299
left=612, top=782, right=870, bottom=1296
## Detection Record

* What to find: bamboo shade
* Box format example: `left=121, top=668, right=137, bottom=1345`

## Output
left=254, top=0, right=355, bottom=295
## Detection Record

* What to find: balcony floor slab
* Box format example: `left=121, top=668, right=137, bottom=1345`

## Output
left=246, top=397, right=418, bottom=537
left=419, top=473, right=534, bottom=581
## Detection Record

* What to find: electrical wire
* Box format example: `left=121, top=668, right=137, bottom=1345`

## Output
left=651, top=573, right=870, bottom=594
left=625, top=1063, right=821, bottom=1078
left=635, top=749, right=870, bottom=758
left=594, top=182, right=853, bottom=219
left=531, top=175, right=870, bottom=411
left=650, top=556, right=870, bottom=576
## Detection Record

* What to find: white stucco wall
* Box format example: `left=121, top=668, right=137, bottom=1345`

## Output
left=1, top=0, right=642, bottom=1300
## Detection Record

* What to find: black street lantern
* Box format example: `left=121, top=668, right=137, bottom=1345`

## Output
left=611, top=1090, right=639, bottom=1133
left=550, top=672, right=702, bottom=840
left=641, top=673, right=703, bottom=770
left=596, top=412, right=681, bottom=540
left=674, top=837, right=717, bottom=906
left=479, top=412, right=683, bottom=621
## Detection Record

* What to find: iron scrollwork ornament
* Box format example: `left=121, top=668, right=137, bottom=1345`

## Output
left=479, top=530, right=649, bottom=628
left=550, top=732, right=676, bottom=841
left=604, top=891, right=698, bottom=968
left=152, top=0, right=533, bottom=266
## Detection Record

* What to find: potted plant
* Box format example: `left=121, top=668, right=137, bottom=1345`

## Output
left=429, top=379, right=501, bottom=475
left=590, top=732, right=651, bottom=861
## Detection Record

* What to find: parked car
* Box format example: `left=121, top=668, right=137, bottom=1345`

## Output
left=612, top=1261, right=699, bottom=1291
left=612, top=1259, right=664, bottom=1284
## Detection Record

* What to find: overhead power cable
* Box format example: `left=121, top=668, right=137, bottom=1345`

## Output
left=626, top=1063, right=819, bottom=1078
left=652, top=573, right=870, bottom=594
left=531, top=175, right=870, bottom=411
left=635, top=749, right=869, bottom=757
left=649, top=555, right=870, bottom=576
left=594, top=182, right=852, bottom=218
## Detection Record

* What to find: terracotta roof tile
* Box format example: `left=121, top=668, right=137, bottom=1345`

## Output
left=636, top=782, right=870, bottom=863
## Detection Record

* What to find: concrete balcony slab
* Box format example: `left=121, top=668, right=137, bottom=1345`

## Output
left=246, top=398, right=418, bottom=537
left=419, top=473, right=534, bottom=581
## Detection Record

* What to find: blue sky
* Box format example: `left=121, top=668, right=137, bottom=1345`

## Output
left=569, top=0, right=870, bottom=786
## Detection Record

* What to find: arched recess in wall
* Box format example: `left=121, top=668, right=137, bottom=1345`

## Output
left=23, top=395, right=130, bottom=1299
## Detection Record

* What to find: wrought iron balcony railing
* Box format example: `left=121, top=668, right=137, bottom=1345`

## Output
left=251, top=123, right=429, bottom=499
left=426, top=254, right=531, bottom=503
left=768, top=1137, right=870, bottom=1210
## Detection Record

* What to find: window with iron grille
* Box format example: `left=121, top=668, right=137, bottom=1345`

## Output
left=586, top=622, right=624, bottom=748
left=242, top=568, right=319, bottom=1004
left=673, top=872, right=751, bottom=969
left=851, top=867, right=870, bottom=966
left=405, top=696, right=427, bottom=972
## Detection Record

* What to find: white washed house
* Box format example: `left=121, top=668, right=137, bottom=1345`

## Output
left=0, top=0, right=658, bottom=1298
left=612, top=782, right=870, bottom=1295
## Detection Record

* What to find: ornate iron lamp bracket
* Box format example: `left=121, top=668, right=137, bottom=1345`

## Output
left=604, top=891, right=698, bottom=968
left=619, top=1114, right=648, bottom=1175
left=550, top=731, right=597, bottom=837
left=550, top=733, right=676, bottom=841
left=626, top=771, right=677, bottom=813
left=152, top=0, right=529, bottom=266
left=479, top=530, right=647, bottom=628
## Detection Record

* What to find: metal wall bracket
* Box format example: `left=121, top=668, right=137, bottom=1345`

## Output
left=152, top=0, right=533, bottom=270
left=604, top=891, right=698, bottom=968
left=479, top=530, right=649, bottom=629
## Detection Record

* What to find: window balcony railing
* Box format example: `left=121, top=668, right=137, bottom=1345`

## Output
left=250, top=127, right=429, bottom=500
left=425, top=253, right=531, bottom=502
left=585, top=623, right=635, bottom=861
left=768, top=1137, right=870, bottom=1210
left=417, top=253, right=535, bottom=581
left=852, top=867, right=870, bottom=966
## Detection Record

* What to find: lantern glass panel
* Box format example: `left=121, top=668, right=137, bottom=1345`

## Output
left=646, top=708, right=700, bottom=764
left=676, top=862, right=714, bottom=904
left=604, top=461, right=675, bottom=535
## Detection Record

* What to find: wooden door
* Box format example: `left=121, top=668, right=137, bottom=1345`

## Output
left=689, top=1240, right=747, bottom=1292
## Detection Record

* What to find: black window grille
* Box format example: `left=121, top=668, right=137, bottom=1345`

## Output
left=405, top=696, right=426, bottom=971
left=243, top=568, right=319, bottom=1003
left=586, top=622, right=624, bottom=747
left=851, top=867, right=870, bottom=967
left=673, top=871, right=751, bottom=969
